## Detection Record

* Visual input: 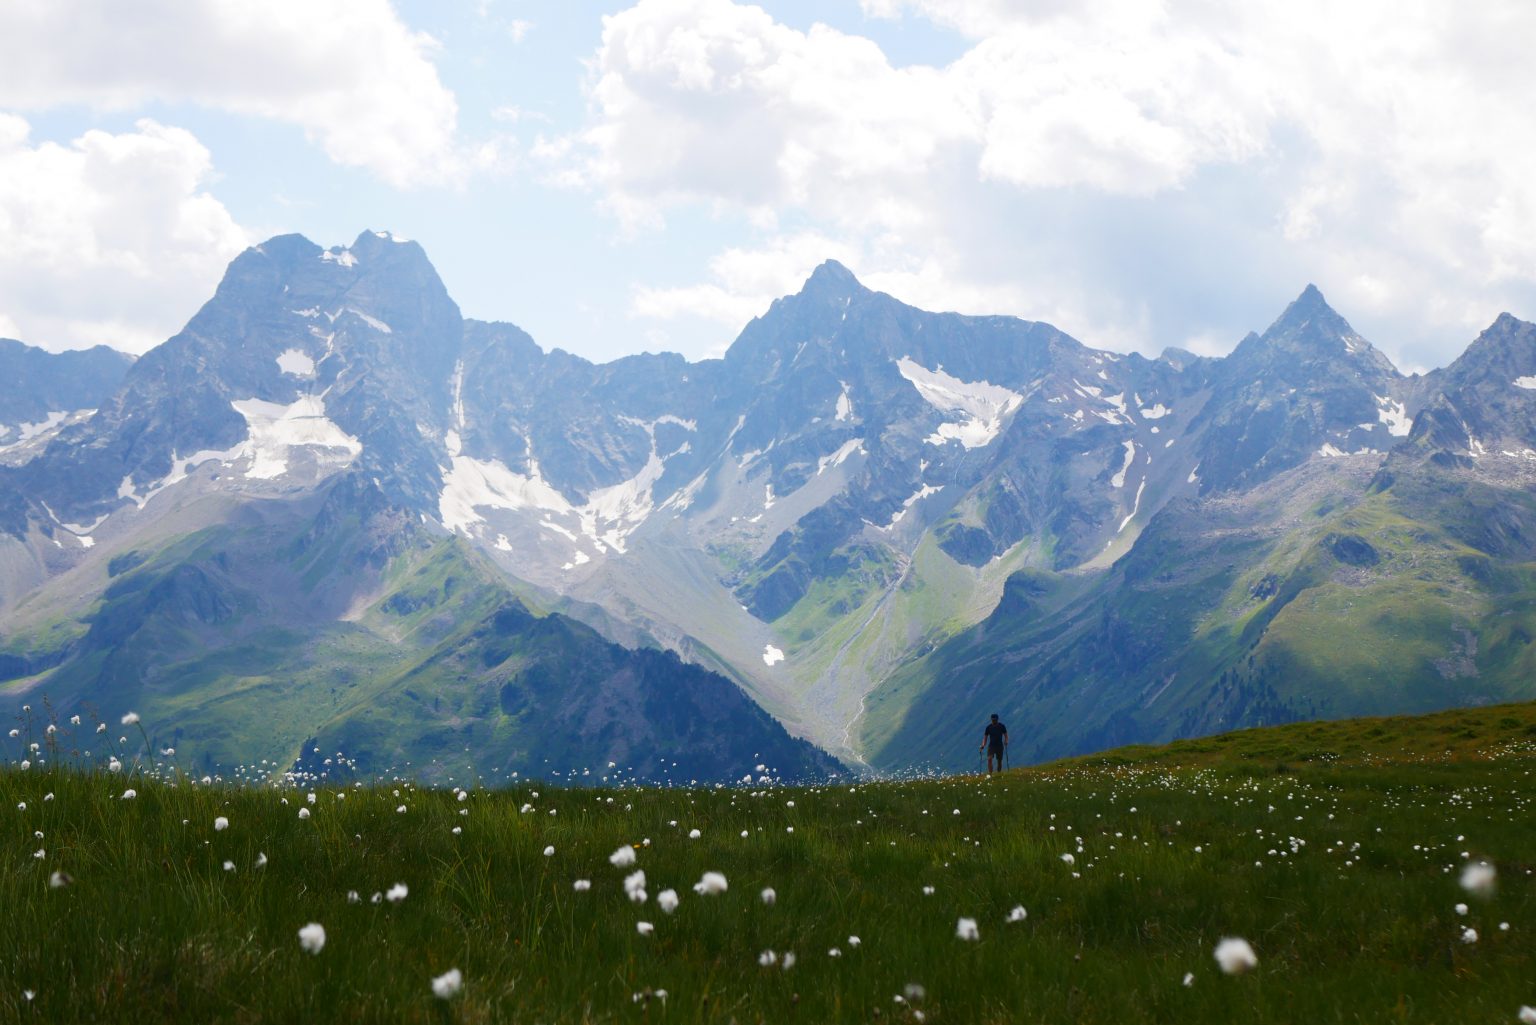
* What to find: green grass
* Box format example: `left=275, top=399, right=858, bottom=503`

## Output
left=2, top=704, right=1534, bottom=1023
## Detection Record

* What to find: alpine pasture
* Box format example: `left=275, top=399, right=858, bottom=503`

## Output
left=3, top=703, right=1535, bottom=1023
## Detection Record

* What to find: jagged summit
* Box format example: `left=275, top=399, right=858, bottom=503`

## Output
left=803, top=258, right=861, bottom=294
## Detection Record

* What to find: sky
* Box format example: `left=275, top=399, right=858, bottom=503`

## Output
left=1, top=0, right=1534, bottom=374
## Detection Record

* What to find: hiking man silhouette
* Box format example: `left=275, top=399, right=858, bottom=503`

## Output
left=980, top=713, right=1008, bottom=773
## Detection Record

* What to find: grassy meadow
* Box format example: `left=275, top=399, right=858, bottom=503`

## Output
left=2, top=703, right=1535, bottom=1023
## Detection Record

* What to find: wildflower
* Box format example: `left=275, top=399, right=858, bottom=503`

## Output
left=693, top=871, right=728, bottom=895
left=298, top=923, right=326, bottom=954
left=451, top=826, right=462, bottom=835
left=431, top=968, right=463, bottom=999
left=396, top=805, right=407, bottom=814
left=70, top=716, right=80, bottom=725
left=386, top=882, right=408, bottom=903
left=298, top=808, right=310, bottom=820
left=657, top=889, right=679, bottom=914
left=121, top=789, right=136, bottom=800
left=347, top=891, right=360, bottom=904
left=1519, top=1007, right=1536, bottom=1025
left=1183, top=972, right=1195, bottom=987
left=15, top=802, right=24, bottom=811
left=688, top=828, right=701, bottom=839
left=49, top=871, right=72, bottom=889
left=121, top=712, right=140, bottom=726
left=758, top=950, right=778, bottom=966
left=761, top=887, right=777, bottom=906
left=1460, top=861, right=1497, bottom=899
left=5, top=729, right=14, bottom=738
left=107, top=757, right=121, bottom=773
left=922, top=885, right=935, bottom=896
left=1060, top=852, right=1075, bottom=865
left=214, top=816, right=229, bottom=832
left=307, top=792, right=316, bottom=805
left=828, top=947, right=842, bottom=957
left=573, top=879, right=591, bottom=892
left=223, top=861, right=235, bottom=872
left=782, top=951, right=797, bottom=969
left=624, top=870, right=647, bottom=903
left=1006, top=905, right=1027, bottom=923
left=1213, top=937, right=1258, bottom=974
left=609, top=845, right=637, bottom=868
left=848, top=935, right=861, bottom=947
left=33, top=849, right=45, bottom=859
left=1460, top=927, right=1478, bottom=944
left=96, top=723, right=107, bottom=734
left=18, top=760, right=28, bottom=770
left=636, top=921, right=654, bottom=936
left=1455, top=903, right=1469, bottom=916
left=956, top=917, right=980, bottom=941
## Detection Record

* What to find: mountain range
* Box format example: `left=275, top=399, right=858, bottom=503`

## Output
left=2, top=229, right=1534, bottom=778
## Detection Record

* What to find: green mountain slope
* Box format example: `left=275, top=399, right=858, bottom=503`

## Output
left=863, top=456, right=1536, bottom=772
left=0, top=477, right=837, bottom=782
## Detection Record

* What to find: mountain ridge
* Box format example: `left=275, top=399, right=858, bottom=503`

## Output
left=3, top=231, right=1535, bottom=776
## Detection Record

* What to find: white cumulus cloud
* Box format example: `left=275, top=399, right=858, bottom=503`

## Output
left=0, top=115, right=247, bottom=353
left=0, top=0, right=477, bottom=187
left=574, top=0, right=1536, bottom=370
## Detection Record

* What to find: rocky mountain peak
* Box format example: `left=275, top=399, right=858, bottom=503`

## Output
left=802, top=259, right=862, bottom=297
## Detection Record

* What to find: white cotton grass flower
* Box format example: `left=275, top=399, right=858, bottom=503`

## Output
left=214, top=816, right=229, bottom=832
left=1519, top=1006, right=1536, bottom=1025
left=956, top=917, right=980, bottom=941
left=610, top=845, right=637, bottom=868
left=120, top=712, right=140, bottom=725
left=782, top=952, right=797, bottom=970
left=543, top=845, right=555, bottom=857
left=922, top=885, right=935, bottom=896
left=657, top=889, right=679, bottom=914
left=688, top=828, right=701, bottom=839
left=573, top=879, right=591, bottom=892
left=49, top=871, right=72, bottom=889
left=1454, top=902, right=1469, bottom=916
left=298, top=923, right=326, bottom=954
left=223, top=861, right=235, bottom=872
left=1182, top=972, right=1195, bottom=987
left=298, top=808, right=310, bottom=820
left=1060, top=852, right=1075, bottom=865
left=636, top=921, right=654, bottom=936
left=431, top=968, right=463, bottom=999
left=693, top=871, right=728, bottom=895
left=385, top=882, right=408, bottom=903
left=625, top=870, right=647, bottom=903
left=347, top=891, right=361, bottom=904
left=758, top=950, right=778, bottom=967
left=254, top=852, right=268, bottom=869
left=33, top=848, right=44, bottom=859
left=1460, top=927, right=1478, bottom=944
left=1460, top=861, right=1497, bottom=899
left=108, top=757, right=122, bottom=773
left=1006, top=905, right=1027, bottom=923
left=121, top=789, right=136, bottom=800
left=828, top=947, right=842, bottom=957
left=848, top=935, right=861, bottom=947
left=1213, top=937, right=1258, bottom=974
left=761, top=887, right=777, bottom=906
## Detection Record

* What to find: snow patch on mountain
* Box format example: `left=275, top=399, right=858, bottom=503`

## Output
left=1118, top=478, right=1146, bottom=533
left=117, top=442, right=247, bottom=510
left=835, top=382, right=853, bottom=422
left=276, top=350, right=316, bottom=377
left=1139, top=402, right=1171, bottom=420
left=440, top=418, right=690, bottom=554
left=232, top=397, right=363, bottom=479
left=344, top=308, right=392, bottom=334
left=1374, top=395, right=1412, bottom=436
left=320, top=249, right=357, bottom=268
left=0, top=411, right=69, bottom=450
left=762, top=644, right=785, bottom=667
left=1111, top=441, right=1136, bottom=488
left=883, top=484, right=944, bottom=530
left=897, top=356, right=1023, bottom=449
left=816, top=438, right=865, bottom=476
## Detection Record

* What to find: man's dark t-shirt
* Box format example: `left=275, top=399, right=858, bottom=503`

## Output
left=984, top=721, right=1007, bottom=752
